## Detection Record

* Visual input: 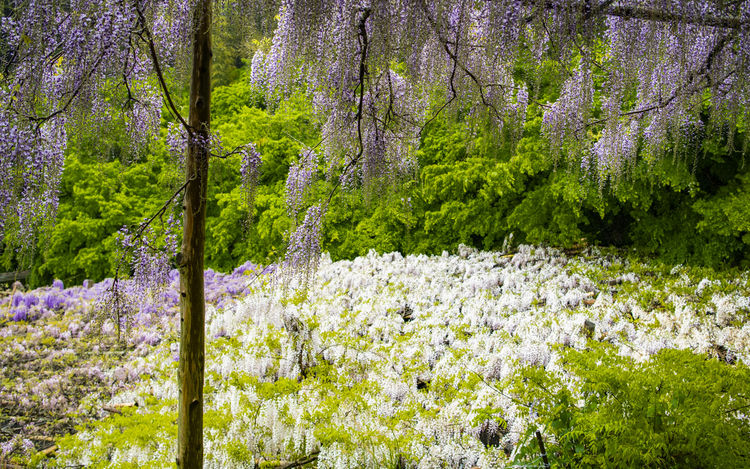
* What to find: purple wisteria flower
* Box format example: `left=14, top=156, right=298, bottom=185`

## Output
left=43, top=292, right=64, bottom=311
left=286, top=149, right=317, bottom=220
left=1, top=439, right=14, bottom=456
left=11, top=292, right=23, bottom=308
left=233, top=261, right=258, bottom=276
left=11, top=305, right=29, bottom=321
left=166, top=122, right=187, bottom=167
left=240, top=143, right=262, bottom=218
left=22, top=294, right=38, bottom=308
left=285, top=203, right=326, bottom=276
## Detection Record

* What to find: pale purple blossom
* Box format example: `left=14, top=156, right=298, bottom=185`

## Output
left=285, top=203, right=326, bottom=275
left=285, top=150, right=317, bottom=219
left=240, top=143, right=262, bottom=217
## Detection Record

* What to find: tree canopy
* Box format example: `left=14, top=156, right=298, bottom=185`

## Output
left=260, top=0, right=750, bottom=196
left=1, top=0, right=749, bottom=251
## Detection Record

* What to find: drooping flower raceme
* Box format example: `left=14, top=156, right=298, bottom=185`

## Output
left=265, top=0, right=750, bottom=270
left=285, top=203, right=326, bottom=277
left=285, top=149, right=317, bottom=220
left=2, top=0, right=750, bottom=278
left=0, top=0, right=182, bottom=247
left=240, top=143, right=262, bottom=217
left=102, top=214, right=182, bottom=333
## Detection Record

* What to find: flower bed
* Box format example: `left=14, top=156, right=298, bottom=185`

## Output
left=4, top=246, right=750, bottom=468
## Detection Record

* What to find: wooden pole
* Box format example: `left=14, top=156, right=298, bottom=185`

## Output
left=535, top=430, right=550, bottom=469
left=177, top=0, right=211, bottom=466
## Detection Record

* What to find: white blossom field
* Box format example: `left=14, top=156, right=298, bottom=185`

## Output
left=3, top=245, right=750, bottom=468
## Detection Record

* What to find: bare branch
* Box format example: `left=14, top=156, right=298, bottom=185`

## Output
left=579, top=33, right=736, bottom=132
left=521, top=0, right=747, bottom=29
left=21, top=48, right=109, bottom=128
left=355, top=7, right=372, bottom=164
left=603, top=4, right=745, bottom=29
left=103, top=175, right=191, bottom=339
left=278, top=451, right=320, bottom=469
left=416, top=0, right=505, bottom=123
left=134, top=1, right=192, bottom=135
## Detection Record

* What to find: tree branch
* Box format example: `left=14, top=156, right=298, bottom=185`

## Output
left=535, top=430, right=551, bottom=469
left=603, top=4, right=745, bottom=29
left=134, top=1, right=192, bottom=135
left=354, top=7, right=372, bottom=165
left=103, top=175, right=191, bottom=340
left=416, top=0, right=505, bottom=123
left=522, top=0, right=747, bottom=29
left=278, top=451, right=320, bottom=469
left=579, top=32, right=736, bottom=132
left=23, top=48, right=109, bottom=127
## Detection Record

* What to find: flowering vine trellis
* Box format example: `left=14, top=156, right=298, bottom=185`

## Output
left=1, top=0, right=749, bottom=467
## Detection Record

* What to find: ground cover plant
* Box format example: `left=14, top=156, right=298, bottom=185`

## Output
left=0, top=262, right=265, bottom=465
left=2, top=245, right=748, bottom=468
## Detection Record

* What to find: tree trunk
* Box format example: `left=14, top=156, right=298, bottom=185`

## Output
left=178, top=0, right=211, bottom=466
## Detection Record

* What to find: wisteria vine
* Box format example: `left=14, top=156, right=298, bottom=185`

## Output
left=243, top=0, right=750, bottom=270
left=1, top=0, right=749, bottom=281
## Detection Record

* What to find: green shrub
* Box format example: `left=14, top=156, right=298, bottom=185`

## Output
left=510, top=344, right=750, bottom=468
left=10, top=65, right=750, bottom=285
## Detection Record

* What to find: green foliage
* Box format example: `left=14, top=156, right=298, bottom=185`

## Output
left=693, top=171, right=750, bottom=259
left=510, top=344, right=750, bottom=468
left=13, top=57, right=750, bottom=286
left=51, top=403, right=177, bottom=469
left=12, top=72, right=314, bottom=285
left=212, top=15, right=252, bottom=88
left=29, top=148, right=180, bottom=287
left=411, top=106, right=750, bottom=267
left=205, top=82, right=315, bottom=271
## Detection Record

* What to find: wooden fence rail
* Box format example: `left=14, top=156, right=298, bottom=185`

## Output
left=0, top=270, right=30, bottom=284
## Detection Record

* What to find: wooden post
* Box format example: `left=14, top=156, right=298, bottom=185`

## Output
left=177, top=0, right=211, bottom=466
left=535, top=430, right=550, bottom=469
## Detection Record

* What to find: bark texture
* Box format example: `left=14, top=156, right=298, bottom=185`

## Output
left=177, top=0, right=211, bottom=466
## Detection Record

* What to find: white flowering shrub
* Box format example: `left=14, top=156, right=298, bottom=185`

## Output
left=6, top=246, right=748, bottom=468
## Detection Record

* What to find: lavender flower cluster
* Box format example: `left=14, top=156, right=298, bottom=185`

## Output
left=284, top=203, right=326, bottom=278
left=258, top=0, right=750, bottom=192
left=245, top=0, right=750, bottom=273
left=1, top=257, right=275, bottom=460
left=285, top=149, right=317, bottom=220
left=240, top=143, right=263, bottom=216
left=2, top=0, right=748, bottom=283
left=0, top=0, right=193, bottom=248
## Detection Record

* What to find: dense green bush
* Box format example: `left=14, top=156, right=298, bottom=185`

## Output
left=6, top=63, right=749, bottom=286
left=510, top=344, right=750, bottom=468
left=323, top=107, right=749, bottom=268
left=30, top=152, right=177, bottom=286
